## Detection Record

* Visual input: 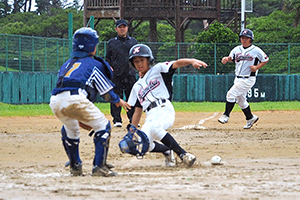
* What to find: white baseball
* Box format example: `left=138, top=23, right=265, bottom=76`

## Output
left=211, top=155, right=222, bottom=165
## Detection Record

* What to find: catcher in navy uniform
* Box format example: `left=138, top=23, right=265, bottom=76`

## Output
left=218, top=29, right=269, bottom=129
left=49, top=27, right=130, bottom=176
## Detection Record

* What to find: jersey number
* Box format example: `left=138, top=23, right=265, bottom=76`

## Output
left=65, top=62, right=81, bottom=77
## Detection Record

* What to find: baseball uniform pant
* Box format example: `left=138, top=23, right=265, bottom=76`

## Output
left=226, top=77, right=256, bottom=109
left=49, top=90, right=108, bottom=139
left=141, top=99, right=175, bottom=152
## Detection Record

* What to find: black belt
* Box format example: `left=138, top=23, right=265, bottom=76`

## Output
left=70, top=90, right=79, bottom=95
left=54, top=90, right=79, bottom=96
left=146, top=99, right=166, bottom=112
left=237, top=72, right=256, bottom=78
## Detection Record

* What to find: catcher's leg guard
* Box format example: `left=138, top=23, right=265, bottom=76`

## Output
left=93, top=121, right=111, bottom=167
left=61, top=126, right=70, bottom=160
left=61, top=126, right=82, bottom=171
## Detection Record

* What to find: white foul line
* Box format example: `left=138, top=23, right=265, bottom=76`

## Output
left=179, top=112, right=219, bottom=130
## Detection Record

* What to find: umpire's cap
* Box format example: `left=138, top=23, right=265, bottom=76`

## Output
left=116, top=19, right=128, bottom=27
left=71, top=27, right=99, bottom=58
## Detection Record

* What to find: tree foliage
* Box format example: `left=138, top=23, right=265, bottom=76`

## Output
left=283, top=0, right=300, bottom=27
left=196, top=21, right=238, bottom=43
left=248, top=0, right=284, bottom=18
left=248, top=11, right=300, bottom=43
left=0, top=8, right=83, bottom=38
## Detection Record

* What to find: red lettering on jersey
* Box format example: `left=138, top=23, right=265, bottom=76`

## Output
left=138, top=79, right=160, bottom=103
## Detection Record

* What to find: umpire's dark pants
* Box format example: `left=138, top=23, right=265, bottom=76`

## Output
left=110, top=75, right=136, bottom=124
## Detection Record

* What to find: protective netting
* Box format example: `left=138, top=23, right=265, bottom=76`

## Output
left=0, top=34, right=298, bottom=74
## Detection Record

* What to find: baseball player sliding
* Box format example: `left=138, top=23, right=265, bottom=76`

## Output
left=49, top=27, right=130, bottom=177
left=218, top=29, right=269, bottom=129
left=121, top=44, right=207, bottom=167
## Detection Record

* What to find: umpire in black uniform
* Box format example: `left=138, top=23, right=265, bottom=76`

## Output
left=106, top=19, right=138, bottom=127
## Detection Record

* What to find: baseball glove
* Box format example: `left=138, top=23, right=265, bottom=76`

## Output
left=79, top=121, right=93, bottom=131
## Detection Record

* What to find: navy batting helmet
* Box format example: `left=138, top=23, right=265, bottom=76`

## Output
left=71, top=27, right=99, bottom=58
left=119, top=124, right=149, bottom=159
left=239, top=29, right=254, bottom=42
left=129, top=44, right=154, bottom=65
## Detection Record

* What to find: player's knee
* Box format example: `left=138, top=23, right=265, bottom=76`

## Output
left=91, top=119, right=110, bottom=133
left=237, top=102, right=249, bottom=110
left=148, top=124, right=166, bottom=140
left=94, top=121, right=111, bottom=146
left=226, top=96, right=236, bottom=103
left=61, top=125, right=80, bottom=139
left=226, top=92, right=236, bottom=103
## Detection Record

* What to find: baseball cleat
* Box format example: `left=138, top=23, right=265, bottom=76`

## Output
left=114, top=122, right=122, bottom=127
left=244, top=115, right=259, bottom=129
left=180, top=153, right=196, bottom=167
left=105, top=163, right=115, bottom=169
left=218, top=114, right=229, bottom=124
left=164, top=150, right=176, bottom=167
left=70, top=162, right=83, bottom=176
left=92, top=165, right=117, bottom=177
left=65, top=161, right=70, bottom=167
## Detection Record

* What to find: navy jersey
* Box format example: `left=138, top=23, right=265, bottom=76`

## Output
left=52, top=56, right=119, bottom=103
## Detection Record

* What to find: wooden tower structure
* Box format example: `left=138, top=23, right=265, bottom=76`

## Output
left=83, top=0, right=240, bottom=43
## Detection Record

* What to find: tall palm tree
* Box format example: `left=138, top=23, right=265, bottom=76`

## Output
left=284, top=0, right=300, bottom=27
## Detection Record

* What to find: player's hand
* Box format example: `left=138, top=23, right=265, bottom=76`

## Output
left=221, top=57, right=229, bottom=64
left=250, top=65, right=258, bottom=72
left=192, top=60, right=207, bottom=69
left=115, top=99, right=131, bottom=112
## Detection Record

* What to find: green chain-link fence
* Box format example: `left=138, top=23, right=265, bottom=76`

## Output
left=0, top=34, right=299, bottom=74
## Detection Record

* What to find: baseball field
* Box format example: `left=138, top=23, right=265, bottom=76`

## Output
left=0, top=102, right=300, bottom=199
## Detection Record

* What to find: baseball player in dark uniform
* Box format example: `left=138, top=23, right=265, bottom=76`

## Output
left=106, top=19, right=138, bottom=128
left=123, top=44, right=208, bottom=167
left=218, top=29, right=269, bottom=129
left=49, top=27, right=130, bottom=176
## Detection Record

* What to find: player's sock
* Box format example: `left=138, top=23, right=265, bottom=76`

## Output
left=150, top=141, right=170, bottom=153
left=161, top=133, right=186, bottom=157
left=224, top=101, right=235, bottom=116
left=242, top=106, right=253, bottom=120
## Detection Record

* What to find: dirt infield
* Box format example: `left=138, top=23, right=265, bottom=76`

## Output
left=1, top=110, right=300, bottom=200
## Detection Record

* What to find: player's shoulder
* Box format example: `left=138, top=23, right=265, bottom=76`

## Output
left=252, top=44, right=264, bottom=50
left=155, top=61, right=174, bottom=67
left=233, top=45, right=243, bottom=50
left=107, top=37, right=118, bottom=44
left=128, top=36, right=137, bottom=42
left=155, top=61, right=175, bottom=70
left=81, top=56, right=103, bottom=67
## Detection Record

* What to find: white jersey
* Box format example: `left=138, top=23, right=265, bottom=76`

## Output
left=128, top=61, right=175, bottom=111
left=229, top=44, right=269, bottom=76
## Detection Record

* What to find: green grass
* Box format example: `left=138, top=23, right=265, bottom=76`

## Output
left=0, top=65, right=19, bottom=71
left=172, top=101, right=300, bottom=112
left=0, top=101, right=299, bottom=117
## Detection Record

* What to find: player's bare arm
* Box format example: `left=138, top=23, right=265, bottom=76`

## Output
left=250, top=61, right=268, bottom=72
left=131, top=106, right=143, bottom=127
left=221, top=56, right=233, bottom=64
left=172, top=58, right=207, bottom=69
left=115, top=99, right=131, bottom=112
